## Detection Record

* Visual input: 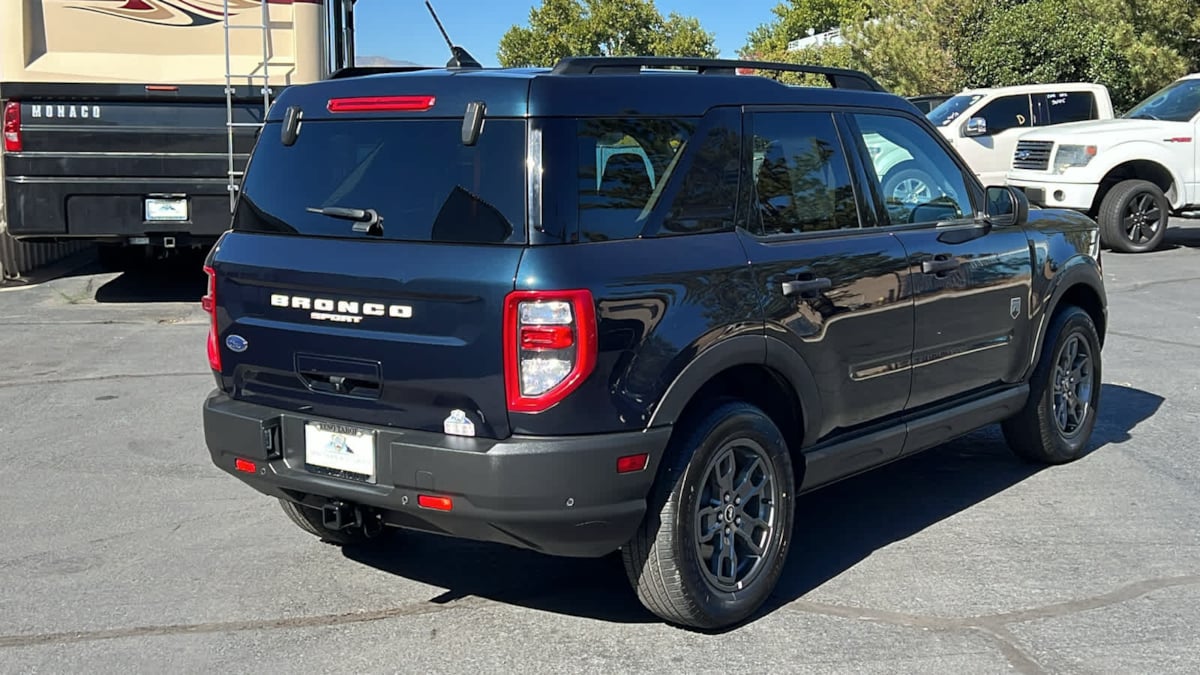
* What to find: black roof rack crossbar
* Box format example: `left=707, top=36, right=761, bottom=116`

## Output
left=549, top=56, right=886, bottom=92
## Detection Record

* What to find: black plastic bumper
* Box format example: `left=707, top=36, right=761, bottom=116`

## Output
left=3, top=176, right=231, bottom=240
left=203, top=391, right=672, bottom=558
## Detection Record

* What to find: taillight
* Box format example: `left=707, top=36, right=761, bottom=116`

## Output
left=3, top=101, right=21, bottom=152
left=503, top=289, right=597, bottom=413
left=202, top=265, right=221, bottom=372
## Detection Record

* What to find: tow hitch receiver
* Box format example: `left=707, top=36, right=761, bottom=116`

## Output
left=321, top=500, right=383, bottom=536
left=322, top=500, right=361, bottom=530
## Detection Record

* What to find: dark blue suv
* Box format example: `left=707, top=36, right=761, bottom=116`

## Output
left=202, top=57, right=1107, bottom=629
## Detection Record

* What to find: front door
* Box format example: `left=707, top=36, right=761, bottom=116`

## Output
left=740, top=109, right=915, bottom=442
left=847, top=111, right=1036, bottom=411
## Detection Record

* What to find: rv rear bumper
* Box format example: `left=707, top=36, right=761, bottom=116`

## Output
left=203, top=391, right=673, bottom=558
left=3, top=176, right=232, bottom=240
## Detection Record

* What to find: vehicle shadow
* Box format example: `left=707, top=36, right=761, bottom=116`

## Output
left=93, top=252, right=209, bottom=304
left=341, top=383, right=1163, bottom=628
left=1164, top=222, right=1200, bottom=249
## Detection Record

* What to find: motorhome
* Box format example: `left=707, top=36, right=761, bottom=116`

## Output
left=1, top=0, right=358, bottom=272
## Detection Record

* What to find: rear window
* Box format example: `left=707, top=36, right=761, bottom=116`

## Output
left=234, top=119, right=527, bottom=244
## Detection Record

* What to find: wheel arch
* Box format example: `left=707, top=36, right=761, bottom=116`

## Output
left=1024, top=259, right=1107, bottom=381
left=646, top=334, right=822, bottom=481
left=1092, top=159, right=1182, bottom=213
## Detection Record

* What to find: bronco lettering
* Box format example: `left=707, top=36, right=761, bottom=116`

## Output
left=269, top=293, right=412, bottom=320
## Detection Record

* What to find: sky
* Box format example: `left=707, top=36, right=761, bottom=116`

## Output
left=352, top=0, right=781, bottom=67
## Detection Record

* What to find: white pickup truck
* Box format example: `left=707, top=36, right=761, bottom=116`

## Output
left=1006, top=74, right=1200, bottom=252
left=927, top=82, right=1115, bottom=186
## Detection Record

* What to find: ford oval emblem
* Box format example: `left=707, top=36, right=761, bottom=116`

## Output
left=225, top=334, right=249, bottom=353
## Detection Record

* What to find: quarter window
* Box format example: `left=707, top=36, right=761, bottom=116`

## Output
left=1035, top=91, right=1097, bottom=125
left=575, top=118, right=695, bottom=242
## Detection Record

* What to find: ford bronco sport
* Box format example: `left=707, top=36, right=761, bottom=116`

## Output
left=202, top=56, right=1107, bottom=630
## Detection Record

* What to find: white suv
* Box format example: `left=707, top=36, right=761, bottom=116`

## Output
left=1007, top=74, right=1200, bottom=252
left=927, top=83, right=1114, bottom=186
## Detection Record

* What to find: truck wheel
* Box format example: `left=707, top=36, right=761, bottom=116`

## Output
left=622, top=401, right=795, bottom=629
left=882, top=161, right=936, bottom=206
left=278, top=498, right=390, bottom=547
left=1002, top=306, right=1101, bottom=464
left=1097, top=179, right=1169, bottom=253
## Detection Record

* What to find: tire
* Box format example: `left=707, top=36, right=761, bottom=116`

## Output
left=278, top=498, right=390, bottom=547
left=622, top=400, right=795, bottom=630
left=1002, top=306, right=1102, bottom=464
left=1097, top=179, right=1169, bottom=253
left=882, top=161, right=937, bottom=206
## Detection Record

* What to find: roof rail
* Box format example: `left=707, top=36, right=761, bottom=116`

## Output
left=549, top=56, right=887, bottom=92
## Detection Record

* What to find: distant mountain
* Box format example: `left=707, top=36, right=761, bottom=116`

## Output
left=354, top=55, right=423, bottom=67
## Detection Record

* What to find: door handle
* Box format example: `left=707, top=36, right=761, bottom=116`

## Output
left=782, top=277, right=832, bottom=298
left=921, top=255, right=961, bottom=275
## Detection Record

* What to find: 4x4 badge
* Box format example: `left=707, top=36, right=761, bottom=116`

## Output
left=1010, top=297, right=1021, bottom=320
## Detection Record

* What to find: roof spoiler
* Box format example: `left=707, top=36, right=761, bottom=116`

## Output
left=549, top=56, right=887, bottom=92
left=330, top=66, right=438, bottom=80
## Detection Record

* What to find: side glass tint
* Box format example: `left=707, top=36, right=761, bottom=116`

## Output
left=747, top=111, right=858, bottom=235
left=853, top=113, right=976, bottom=225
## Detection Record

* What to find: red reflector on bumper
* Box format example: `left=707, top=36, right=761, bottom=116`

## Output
left=616, top=453, right=649, bottom=473
left=417, top=494, right=453, bottom=511
left=234, top=458, right=256, bottom=473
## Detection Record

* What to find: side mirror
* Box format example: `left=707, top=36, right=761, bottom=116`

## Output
left=964, top=117, right=988, bottom=137
left=985, top=185, right=1028, bottom=226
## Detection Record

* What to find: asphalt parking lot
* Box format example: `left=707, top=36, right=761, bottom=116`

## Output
left=1, top=222, right=1198, bottom=674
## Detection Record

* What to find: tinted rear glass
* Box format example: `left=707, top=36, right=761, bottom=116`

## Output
left=234, top=119, right=527, bottom=244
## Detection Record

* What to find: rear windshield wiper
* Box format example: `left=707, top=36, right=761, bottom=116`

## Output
left=305, top=206, right=384, bottom=236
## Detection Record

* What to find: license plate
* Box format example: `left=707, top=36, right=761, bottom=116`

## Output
left=304, top=421, right=376, bottom=482
left=144, top=197, right=188, bottom=222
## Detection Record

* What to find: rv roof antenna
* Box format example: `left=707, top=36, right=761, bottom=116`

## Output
left=424, top=1, right=483, bottom=69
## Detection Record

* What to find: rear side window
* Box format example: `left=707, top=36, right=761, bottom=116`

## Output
left=576, top=118, right=695, bottom=242
left=747, top=111, right=858, bottom=235
left=234, top=119, right=527, bottom=244
left=1035, top=91, right=1097, bottom=125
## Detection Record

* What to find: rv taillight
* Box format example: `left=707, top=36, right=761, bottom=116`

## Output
left=503, top=290, right=597, bottom=413
left=202, top=265, right=221, bottom=372
left=326, top=95, right=436, bottom=113
left=2, top=102, right=21, bottom=152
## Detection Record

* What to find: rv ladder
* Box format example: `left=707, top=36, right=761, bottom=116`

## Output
left=222, top=0, right=284, bottom=212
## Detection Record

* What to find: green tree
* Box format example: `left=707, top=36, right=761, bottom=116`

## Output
left=497, top=0, right=718, bottom=68
left=744, top=0, right=1196, bottom=106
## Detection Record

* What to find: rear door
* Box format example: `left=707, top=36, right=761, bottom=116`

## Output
left=740, top=108, right=915, bottom=443
left=209, top=114, right=529, bottom=439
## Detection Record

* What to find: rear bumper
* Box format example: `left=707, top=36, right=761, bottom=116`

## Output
left=203, top=391, right=672, bottom=557
left=4, top=176, right=232, bottom=240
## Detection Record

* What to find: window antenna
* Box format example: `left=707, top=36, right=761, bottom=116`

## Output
left=424, top=1, right=482, bottom=69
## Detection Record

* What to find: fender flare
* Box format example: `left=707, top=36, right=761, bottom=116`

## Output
left=1023, top=256, right=1107, bottom=380
left=646, top=334, right=824, bottom=449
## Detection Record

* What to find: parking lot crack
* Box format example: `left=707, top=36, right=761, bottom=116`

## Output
left=0, top=372, right=210, bottom=389
left=0, top=596, right=488, bottom=649
left=1105, top=330, right=1200, bottom=351
left=784, top=575, right=1200, bottom=674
